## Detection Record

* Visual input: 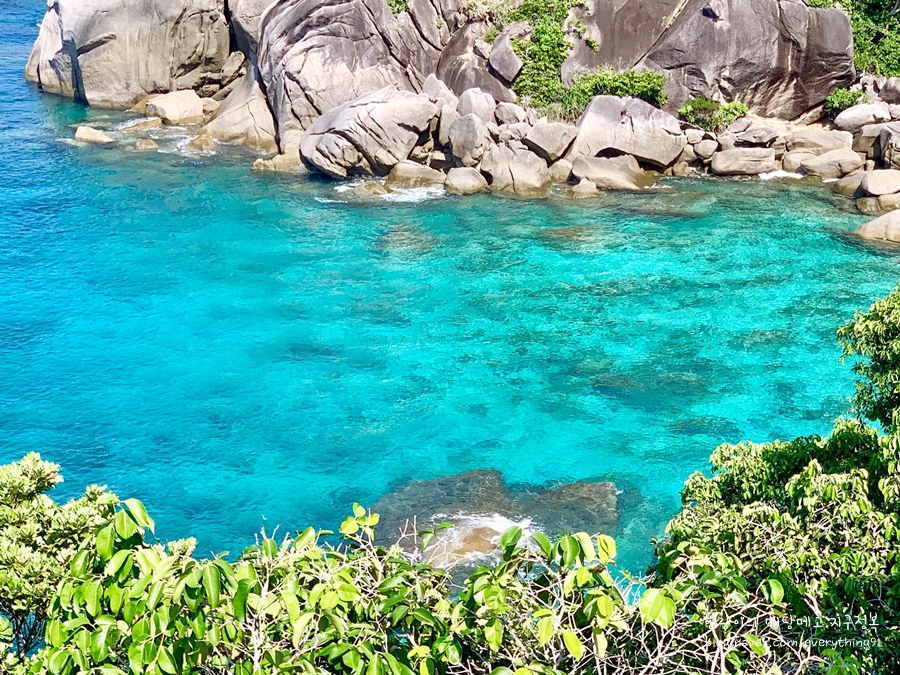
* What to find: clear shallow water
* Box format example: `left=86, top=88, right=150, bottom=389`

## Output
left=3, top=1, right=900, bottom=571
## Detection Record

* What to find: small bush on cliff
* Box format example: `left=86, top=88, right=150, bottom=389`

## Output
left=562, top=68, right=667, bottom=116
left=823, top=87, right=867, bottom=117
left=387, top=0, right=409, bottom=14
left=676, top=97, right=749, bottom=132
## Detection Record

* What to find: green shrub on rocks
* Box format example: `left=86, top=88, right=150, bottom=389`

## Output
left=387, top=0, right=409, bottom=14
left=823, top=87, right=867, bottom=118
left=676, top=97, right=749, bottom=132
left=563, top=68, right=667, bottom=114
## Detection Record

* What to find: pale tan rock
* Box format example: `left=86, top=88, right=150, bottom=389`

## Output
left=186, top=134, right=216, bottom=152
left=799, top=148, right=863, bottom=178
left=549, top=159, right=573, bottom=183
left=710, top=147, right=777, bottom=175
left=146, top=90, right=205, bottom=125
left=201, top=98, right=220, bottom=116
left=572, top=178, right=598, bottom=197
left=120, top=118, right=162, bottom=133
left=855, top=209, right=900, bottom=243
left=445, top=167, right=488, bottom=194
left=135, top=138, right=159, bottom=150
left=252, top=154, right=305, bottom=172
left=74, top=126, right=114, bottom=145
left=831, top=173, right=865, bottom=198
left=861, top=169, right=900, bottom=196
left=384, top=161, right=447, bottom=189
left=200, top=72, right=277, bottom=153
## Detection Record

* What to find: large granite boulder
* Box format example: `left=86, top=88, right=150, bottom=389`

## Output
left=434, top=22, right=516, bottom=103
left=834, top=103, right=891, bottom=133
left=639, top=0, right=855, bottom=119
left=446, top=167, right=489, bottom=194
left=799, top=148, right=863, bottom=179
left=566, top=96, right=686, bottom=168
left=480, top=143, right=551, bottom=196
left=860, top=170, right=900, bottom=197
left=785, top=129, right=853, bottom=154
left=855, top=210, right=900, bottom=244
left=710, top=147, right=777, bottom=175
left=227, top=0, right=273, bottom=57
left=448, top=114, right=492, bottom=167
left=258, top=0, right=466, bottom=150
left=146, top=90, right=206, bottom=125
left=384, top=160, right=447, bottom=189
left=524, top=122, right=578, bottom=163
left=25, top=0, right=230, bottom=108
left=200, top=71, right=278, bottom=153
left=299, top=87, right=438, bottom=177
left=571, top=154, right=653, bottom=190
left=878, top=124, right=900, bottom=170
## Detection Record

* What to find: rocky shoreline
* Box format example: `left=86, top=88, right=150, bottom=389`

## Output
left=24, top=0, right=900, bottom=243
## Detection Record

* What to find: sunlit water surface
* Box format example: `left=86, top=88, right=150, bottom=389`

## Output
left=2, top=0, right=899, bottom=571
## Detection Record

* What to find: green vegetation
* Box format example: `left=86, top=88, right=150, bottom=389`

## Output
left=808, top=0, right=900, bottom=75
left=387, top=0, right=408, bottom=15
left=676, top=97, right=749, bottom=132
left=564, top=68, right=667, bottom=112
left=823, top=87, right=867, bottom=118
left=9, top=286, right=900, bottom=673
left=838, top=285, right=900, bottom=426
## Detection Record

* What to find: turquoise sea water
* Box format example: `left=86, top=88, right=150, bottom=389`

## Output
left=3, top=0, right=900, bottom=571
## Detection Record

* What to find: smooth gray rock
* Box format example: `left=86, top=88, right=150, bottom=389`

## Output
left=694, top=139, right=718, bottom=160
left=880, top=78, right=900, bottom=104
left=300, top=87, right=438, bottom=177
left=438, top=105, right=461, bottom=147
left=685, top=128, right=705, bottom=144
left=860, top=170, right=900, bottom=196
left=448, top=114, right=492, bottom=167
left=854, top=123, right=889, bottom=155
left=570, top=154, right=653, bottom=190
left=782, top=150, right=817, bottom=173
left=834, top=103, right=891, bottom=133
left=523, top=122, right=578, bottom=163
left=258, top=0, right=465, bottom=149
left=488, top=32, right=524, bottom=84
left=566, top=95, right=686, bottom=167
left=435, top=21, right=515, bottom=103
left=227, top=0, right=272, bottom=57
left=572, top=178, right=599, bottom=197
left=480, top=143, right=551, bottom=196
left=422, top=75, right=459, bottom=109
left=799, top=147, right=863, bottom=178
left=878, top=123, right=900, bottom=170
left=445, top=167, right=488, bottom=194
left=200, top=71, right=277, bottom=152
left=736, top=126, right=779, bottom=146
left=831, top=172, right=866, bottom=197
left=855, top=210, right=900, bottom=243
left=710, top=147, right=777, bottom=175
left=549, top=159, right=573, bottom=183
left=384, top=160, right=447, bottom=189
left=457, top=88, right=496, bottom=124
left=494, top=102, right=528, bottom=126
left=26, top=0, right=230, bottom=108
left=785, top=129, right=853, bottom=153
left=639, top=0, right=854, bottom=119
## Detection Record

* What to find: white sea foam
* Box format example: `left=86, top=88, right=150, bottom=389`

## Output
left=333, top=183, right=354, bottom=193
left=382, top=187, right=446, bottom=203
left=420, top=512, right=536, bottom=568
left=759, top=170, right=805, bottom=180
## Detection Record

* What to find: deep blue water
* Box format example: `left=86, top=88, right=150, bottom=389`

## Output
left=3, top=0, right=899, bottom=570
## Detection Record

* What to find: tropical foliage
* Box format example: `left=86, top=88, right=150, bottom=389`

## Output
left=809, top=0, right=900, bottom=76
left=823, top=88, right=867, bottom=118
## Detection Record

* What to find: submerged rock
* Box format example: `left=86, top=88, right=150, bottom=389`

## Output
left=384, top=161, right=447, bottom=189
left=571, top=154, right=652, bottom=190
left=134, top=138, right=159, bottom=151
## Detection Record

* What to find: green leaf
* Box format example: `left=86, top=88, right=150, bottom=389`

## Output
left=484, top=619, right=503, bottom=652
left=745, top=633, right=766, bottom=657
left=499, top=526, right=522, bottom=548
left=202, top=564, right=222, bottom=608
left=96, top=525, right=115, bottom=560
left=124, top=498, right=155, bottom=533
left=530, top=532, right=553, bottom=558
left=762, top=578, right=784, bottom=605
left=595, top=534, right=616, bottom=564
left=353, top=503, right=366, bottom=518
left=561, top=629, right=584, bottom=660
left=592, top=629, right=608, bottom=658
left=573, top=532, right=595, bottom=561
left=639, top=588, right=676, bottom=628
left=537, top=616, right=553, bottom=645
left=340, top=517, right=359, bottom=536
